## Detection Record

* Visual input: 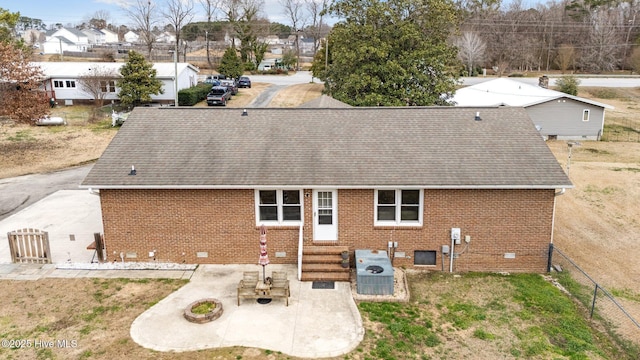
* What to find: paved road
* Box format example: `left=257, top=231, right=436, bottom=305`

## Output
left=247, top=84, right=288, bottom=107
left=243, top=71, right=640, bottom=87
left=461, top=76, right=640, bottom=87
left=0, top=165, right=93, bottom=221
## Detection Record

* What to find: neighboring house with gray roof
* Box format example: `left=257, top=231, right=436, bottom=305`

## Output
left=451, top=78, right=613, bottom=140
left=82, top=107, right=572, bottom=280
left=42, top=27, right=90, bottom=54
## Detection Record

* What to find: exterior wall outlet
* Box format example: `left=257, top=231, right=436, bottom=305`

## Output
left=465, top=235, right=471, bottom=243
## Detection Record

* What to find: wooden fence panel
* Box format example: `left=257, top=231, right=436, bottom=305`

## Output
left=6, top=228, right=52, bottom=264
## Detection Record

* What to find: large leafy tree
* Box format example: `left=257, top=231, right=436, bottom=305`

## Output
left=118, top=51, right=163, bottom=107
left=314, top=0, right=460, bottom=106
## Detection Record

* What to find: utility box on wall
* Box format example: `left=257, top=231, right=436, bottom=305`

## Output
left=451, top=228, right=461, bottom=245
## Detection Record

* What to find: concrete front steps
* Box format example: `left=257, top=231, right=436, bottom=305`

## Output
left=301, top=245, right=351, bottom=282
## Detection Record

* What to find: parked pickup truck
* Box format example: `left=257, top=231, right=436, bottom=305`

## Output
left=206, top=86, right=232, bottom=106
left=219, top=79, right=238, bottom=95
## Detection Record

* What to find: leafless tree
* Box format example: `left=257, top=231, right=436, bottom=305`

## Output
left=280, top=0, right=307, bottom=70
left=555, top=44, right=576, bottom=73
left=629, top=46, right=640, bottom=74
left=78, top=66, right=121, bottom=108
left=580, top=9, right=622, bottom=72
left=219, top=0, right=267, bottom=64
left=0, top=42, right=48, bottom=124
left=124, top=0, right=160, bottom=59
left=199, top=0, right=223, bottom=67
left=305, top=0, right=330, bottom=54
left=87, top=10, right=111, bottom=28
left=220, top=0, right=242, bottom=47
left=455, top=32, right=486, bottom=75
left=236, top=0, right=268, bottom=64
left=163, top=0, right=195, bottom=62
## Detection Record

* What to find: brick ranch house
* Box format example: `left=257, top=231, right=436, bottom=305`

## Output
left=81, top=107, right=572, bottom=281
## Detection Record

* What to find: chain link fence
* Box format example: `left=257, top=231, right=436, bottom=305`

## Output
left=602, top=119, right=640, bottom=142
left=548, top=244, right=640, bottom=349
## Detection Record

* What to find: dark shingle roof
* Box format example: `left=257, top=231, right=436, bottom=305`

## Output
left=81, top=107, right=572, bottom=189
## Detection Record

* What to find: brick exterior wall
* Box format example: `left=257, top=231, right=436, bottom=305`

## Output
left=99, top=188, right=556, bottom=272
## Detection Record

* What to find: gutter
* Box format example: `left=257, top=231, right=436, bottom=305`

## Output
left=80, top=184, right=576, bottom=191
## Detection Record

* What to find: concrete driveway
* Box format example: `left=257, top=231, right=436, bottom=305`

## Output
left=0, top=189, right=102, bottom=264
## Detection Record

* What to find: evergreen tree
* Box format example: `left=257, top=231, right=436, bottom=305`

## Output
left=555, top=75, right=580, bottom=96
left=118, top=51, right=163, bottom=107
left=313, top=0, right=460, bottom=106
left=218, top=47, right=243, bottom=79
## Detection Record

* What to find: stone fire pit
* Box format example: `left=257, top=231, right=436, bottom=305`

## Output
left=183, top=298, right=223, bottom=324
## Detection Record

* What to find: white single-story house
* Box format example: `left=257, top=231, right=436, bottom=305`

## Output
left=257, top=58, right=278, bottom=71
left=450, top=78, right=614, bottom=140
left=42, top=27, right=90, bottom=54
left=35, top=61, right=199, bottom=105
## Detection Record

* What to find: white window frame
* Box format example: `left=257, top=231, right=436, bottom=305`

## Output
left=255, top=189, right=303, bottom=226
left=65, top=80, right=76, bottom=88
left=374, top=189, right=423, bottom=227
left=582, top=109, right=590, bottom=122
left=53, top=80, right=64, bottom=88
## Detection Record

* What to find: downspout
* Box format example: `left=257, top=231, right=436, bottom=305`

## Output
left=449, top=235, right=455, bottom=273
left=550, top=188, right=566, bottom=245
left=297, top=225, right=303, bottom=281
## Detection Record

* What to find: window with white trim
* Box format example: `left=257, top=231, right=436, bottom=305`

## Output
left=375, top=189, right=423, bottom=226
left=65, top=80, right=76, bottom=88
left=582, top=109, right=590, bottom=122
left=255, top=190, right=302, bottom=225
left=100, top=80, right=117, bottom=93
left=53, top=80, right=64, bottom=88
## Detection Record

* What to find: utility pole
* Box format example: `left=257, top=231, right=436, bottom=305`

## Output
left=174, top=42, right=178, bottom=106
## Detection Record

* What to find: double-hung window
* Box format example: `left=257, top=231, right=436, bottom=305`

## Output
left=375, top=189, right=423, bottom=226
left=256, top=190, right=302, bottom=225
left=582, top=109, right=590, bottom=122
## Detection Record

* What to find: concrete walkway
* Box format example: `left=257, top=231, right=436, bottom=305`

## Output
left=0, top=263, right=194, bottom=281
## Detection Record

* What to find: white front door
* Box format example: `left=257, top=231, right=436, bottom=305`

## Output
left=313, top=190, right=338, bottom=241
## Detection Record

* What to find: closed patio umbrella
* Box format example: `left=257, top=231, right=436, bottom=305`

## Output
left=258, top=224, right=269, bottom=284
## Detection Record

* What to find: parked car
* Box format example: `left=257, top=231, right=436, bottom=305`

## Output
left=204, top=74, right=226, bottom=84
left=238, top=76, right=252, bottom=88
left=206, top=79, right=221, bottom=87
left=206, top=86, right=232, bottom=106
left=220, top=79, right=238, bottom=95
